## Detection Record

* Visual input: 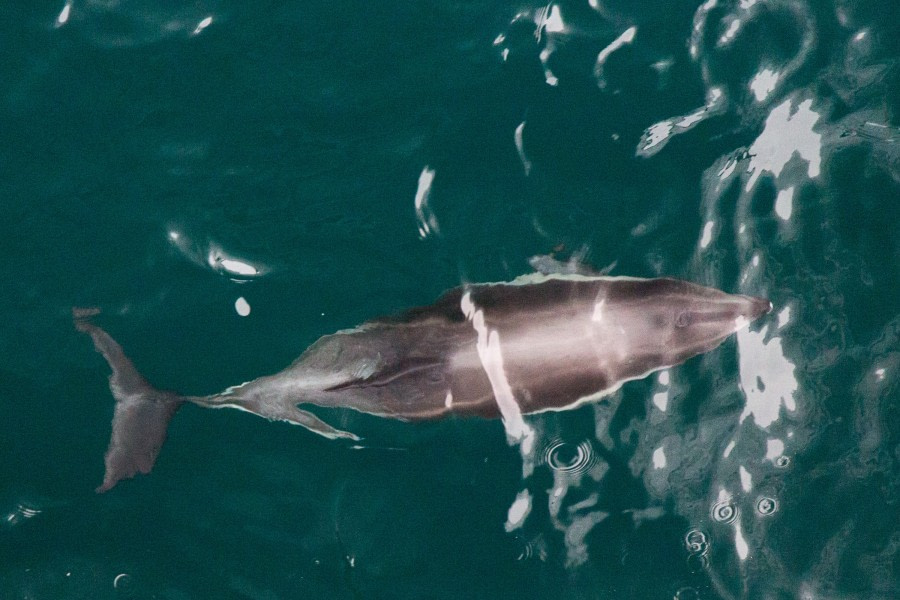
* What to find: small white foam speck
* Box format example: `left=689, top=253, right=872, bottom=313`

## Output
left=700, top=220, right=715, bottom=249
left=235, top=297, right=251, bottom=317
left=56, top=3, right=71, bottom=26
left=775, top=187, right=794, bottom=220
left=777, top=306, right=791, bottom=329
left=193, top=16, right=213, bottom=35
left=652, top=391, right=668, bottom=412
left=652, top=446, right=667, bottom=469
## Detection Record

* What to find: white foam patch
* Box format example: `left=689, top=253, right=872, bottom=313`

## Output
left=766, top=438, right=785, bottom=462
left=641, top=121, right=673, bottom=152
left=460, top=292, right=535, bottom=455
left=677, top=110, right=705, bottom=128
left=746, top=98, right=822, bottom=191
left=562, top=509, right=609, bottom=568
left=749, top=68, right=779, bottom=102
left=737, top=324, right=799, bottom=428
left=504, top=490, right=532, bottom=532
left=543, top=5, right=565, bottom=33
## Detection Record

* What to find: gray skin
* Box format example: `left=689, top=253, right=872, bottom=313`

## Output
left=75, top=273, right=771, bottom=492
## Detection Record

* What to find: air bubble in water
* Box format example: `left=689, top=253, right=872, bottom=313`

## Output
left=674, top=587, right=700, bottom=600
left=542, top=440, right=596, bottom=475
left=757, top=497, right=777, bottom=515
left=711, top=500, right=738, bottom=523
left=684, top=529, right=709, bottom=555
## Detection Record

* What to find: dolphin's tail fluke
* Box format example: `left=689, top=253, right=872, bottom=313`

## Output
left=74, top=308, right=185, bottom=493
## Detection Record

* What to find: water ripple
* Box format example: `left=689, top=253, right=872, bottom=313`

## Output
left=541, top=439, right=597, bottom=476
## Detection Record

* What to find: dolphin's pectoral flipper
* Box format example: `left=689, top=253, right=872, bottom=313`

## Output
left=267, top=403, right=361, bottom=441
left=74, top=308, right=185, bottom=493
left=209, top=383, right=362, bottom=441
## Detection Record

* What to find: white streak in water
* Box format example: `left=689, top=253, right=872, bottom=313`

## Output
left=193, top=16, right=213, bottom=35
left=56, top=3, right=71, bottom=26
left=723, top=440, right=736, bottom=458
left=700, top=220, right=715, bottom=249
left=734, top=522, right=750, bottom=561
left=505, top=490, right=532, bottom=532
left=739, top=465, right=752, bottom=492
left=514, top=122, right=531, bottom=176
left=596, top=26, right=636, bottom=70
left=414, top=166, right=440, bottom=238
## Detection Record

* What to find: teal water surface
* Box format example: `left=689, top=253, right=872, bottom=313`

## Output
left=1, top=1, right=898, bottom=598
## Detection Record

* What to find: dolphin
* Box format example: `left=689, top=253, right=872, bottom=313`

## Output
left=74, top=273, right=771, bottom=492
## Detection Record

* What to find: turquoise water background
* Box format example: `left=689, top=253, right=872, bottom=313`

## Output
left=2, top=1, right=898, bottom=598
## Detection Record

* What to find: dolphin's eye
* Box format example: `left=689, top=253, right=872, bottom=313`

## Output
left=675, top=311, right=693, bottom=328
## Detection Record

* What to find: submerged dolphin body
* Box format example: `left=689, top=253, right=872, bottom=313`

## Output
left=75, top=273, right=771, bottom=492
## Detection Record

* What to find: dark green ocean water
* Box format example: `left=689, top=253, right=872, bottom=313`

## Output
left=2, top=1, right=898, bottom=598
